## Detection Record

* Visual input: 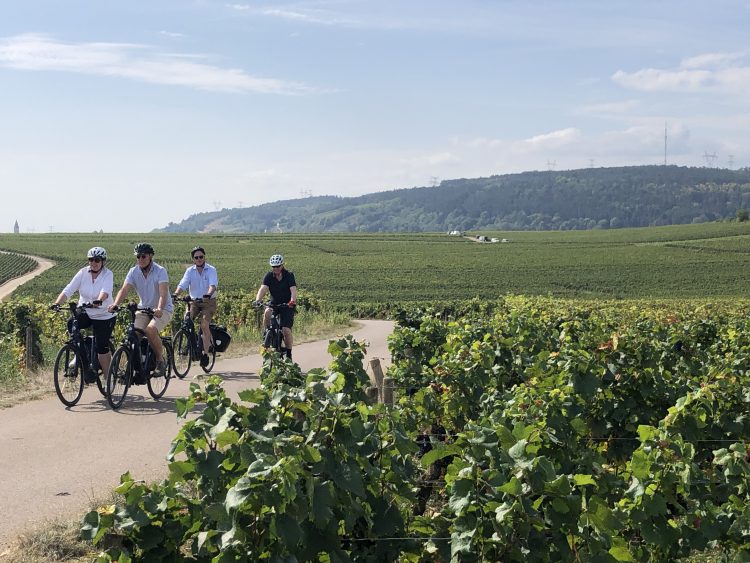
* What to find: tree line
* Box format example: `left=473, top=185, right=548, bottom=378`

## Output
left=158, top=165, right=750, bottom=233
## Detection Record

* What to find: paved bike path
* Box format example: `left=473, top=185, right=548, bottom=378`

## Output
left=0, top=319, right=394, bottom=551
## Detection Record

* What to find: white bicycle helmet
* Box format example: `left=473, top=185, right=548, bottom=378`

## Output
left=269, top=254, right=284, bottom=267
left=87, top=246, right=107, bottom=260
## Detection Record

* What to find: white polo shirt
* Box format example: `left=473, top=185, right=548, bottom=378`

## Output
left=124, top=261, right=174, bottom=312
left=177, top=262, right=218, bottom=300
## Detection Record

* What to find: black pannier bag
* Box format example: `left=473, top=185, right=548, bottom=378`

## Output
left=210, top=324, right=231, bottom=352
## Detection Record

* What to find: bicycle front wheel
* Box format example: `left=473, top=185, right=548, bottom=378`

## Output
left=107, top=345, right=132, bottom=409
left=148, top=342, right=172, bottom=399
left=53, top=343, right=84, bottom=407
left=171, top=329, right=191, bottom=378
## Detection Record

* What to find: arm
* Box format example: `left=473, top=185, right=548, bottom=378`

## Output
left=155, top=281, right=169, bottom=318
left=95, top=269, right=113, bottom=305
left=109, top=282, right=133, bottom=311
left=55, top=269, right=84, bottom=305
left=255, top=285, right=269, bottom=302
left=176, top=268, right=190, bottom=296
left=206, top=266, right=218, bottom=298
left=290, top=286, right=297, bottom=303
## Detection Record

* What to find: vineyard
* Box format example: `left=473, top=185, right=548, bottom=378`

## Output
left=0, top=251, right=37, bottom=286
left=1, top=222, right=750, bottom=303
left=82, top=297, right=750, bottom=561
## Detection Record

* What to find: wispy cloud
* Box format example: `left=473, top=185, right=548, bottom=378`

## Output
left=613, top=52, right=750, bottom=95
left=159, top=30, right=186, bottom=39
left=0, top=33, right=314, bottom=94
left=575, top=100, right=640, bottom=117
left=518, top=128, right=581, bottom=150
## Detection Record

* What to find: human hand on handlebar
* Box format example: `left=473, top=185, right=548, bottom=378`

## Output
left=288, top=300, right=296, bottom=308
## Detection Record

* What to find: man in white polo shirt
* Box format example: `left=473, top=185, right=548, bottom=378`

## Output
left=109, top=242, right=174, bottom=377
left=173, top=245, right=219, bottom=367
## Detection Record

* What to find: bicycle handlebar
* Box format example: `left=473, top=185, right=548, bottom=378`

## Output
left=253, top=301, right=294, bottom=310
left=49, top=301, right=98, bottom=313
left=110, top=303, right=156, bottom=316
left=172, top=295, right=206, bottom=304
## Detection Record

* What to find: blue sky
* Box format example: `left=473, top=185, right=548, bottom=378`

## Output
left=1, top=0, right=749, bottom=232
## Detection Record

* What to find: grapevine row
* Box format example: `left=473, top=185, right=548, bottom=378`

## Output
left=81, top=297, right=749, bottom=561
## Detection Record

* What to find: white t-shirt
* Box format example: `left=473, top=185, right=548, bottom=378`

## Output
left=61, top=266, right=115, bottom=320
left=124, top=261, right=174, bottom=312
left=177, top=263, right=219, bottom=299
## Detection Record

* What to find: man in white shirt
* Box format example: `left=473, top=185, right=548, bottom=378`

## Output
left=173, top=245, right=218, bottom=367
left=109, top=242, right=174, bottom=377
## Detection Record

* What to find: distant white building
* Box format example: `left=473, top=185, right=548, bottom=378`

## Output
left=448, top=230, right=463, bottom=236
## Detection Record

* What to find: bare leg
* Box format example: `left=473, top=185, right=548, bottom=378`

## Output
left=98, top=352, right=111, bottom=377
left=201, top=318, right=212, bottom=353
left=145, top=324, right=164, bottom=364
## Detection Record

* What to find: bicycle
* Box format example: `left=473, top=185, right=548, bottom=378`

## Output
left=254, top=301, right=293, bottom=354
left=171, top=295, right=216, bottom=378
left=106, top=303, right=173, bottom=410
left=51, top=301, right=114, bottom=407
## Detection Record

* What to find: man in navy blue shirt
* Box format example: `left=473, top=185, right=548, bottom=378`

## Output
left=254, top=254, right=297, bottom=359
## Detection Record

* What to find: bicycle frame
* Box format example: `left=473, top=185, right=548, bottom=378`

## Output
left=172, top=296, right=215, bottom=377
left=52, top=302, right=108, bottom=407
left=106, top=303, right=172, bottom=409
left=258, top=302, right=291, bottom=354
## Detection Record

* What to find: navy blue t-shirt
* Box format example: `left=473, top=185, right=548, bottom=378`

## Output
left=262, top=269, right=296, bottom=304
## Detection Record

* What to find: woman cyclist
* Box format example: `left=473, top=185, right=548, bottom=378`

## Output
left=52, top=247, right=116, bottom=380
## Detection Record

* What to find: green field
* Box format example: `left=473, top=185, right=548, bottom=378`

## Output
left=1, top=222, right=749, bottom=302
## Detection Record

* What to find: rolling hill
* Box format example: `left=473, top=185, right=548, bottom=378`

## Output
left=157, top=165, right=750, bottom=233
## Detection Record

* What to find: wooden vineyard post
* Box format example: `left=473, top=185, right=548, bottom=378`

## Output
left=369, top=358, right=385, bottom=401
left=25, top=326, right=33, bottom=371
left=382, top=377, right=394, bottom=406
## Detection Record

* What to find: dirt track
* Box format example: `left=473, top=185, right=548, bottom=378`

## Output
left=0, top=255, right=395, bottom=550
left=0, top=252, right=55, bottom=302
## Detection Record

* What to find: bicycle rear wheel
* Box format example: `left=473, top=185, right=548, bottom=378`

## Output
left=53, top=343, right=84, bottom=407
left=171, top=329, right=191, bottom=378
left=107, top=345, right=132, bottom=409
left=148, top=342, right=172, bottom=399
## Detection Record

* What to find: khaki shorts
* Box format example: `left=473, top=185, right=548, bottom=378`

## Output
left=190, top=299, right=217, bottom=323
left=135, top=310, right=173, bottom=333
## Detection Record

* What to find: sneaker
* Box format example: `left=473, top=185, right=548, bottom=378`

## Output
left=84, top=371, right=98, bottom=384
left=200, top=353, right=209, bottom=368
left=66, top=359, right=77, bottom=376
left=155, top=360, right=167, bottom=378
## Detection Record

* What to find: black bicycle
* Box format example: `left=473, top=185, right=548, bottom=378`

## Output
left=171, top=295, right=216, bottom=378
left=51, top=302, right=114, bottom=407
left=255, top=301, right=293, bottom=354
left=106, top=303, right=173, bottom=409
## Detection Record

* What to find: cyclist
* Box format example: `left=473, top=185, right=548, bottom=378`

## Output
left=108, top=242, right=173, bottom=377
left=253, top=254, right=297, bottom=359
left=52, top=247, right=116, bottom=381
left=173, top=245, right=218, bottom=367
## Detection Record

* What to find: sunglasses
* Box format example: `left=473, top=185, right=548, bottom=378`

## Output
left=136, top=253, right=151, bottom=259
left=272, top=264, right=283, bottom=268
left=88, top=257, right=102, bottom=263
left=193, top=255, right=205, bottom=260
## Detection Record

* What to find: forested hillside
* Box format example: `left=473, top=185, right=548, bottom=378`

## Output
left=158, top=165, right=750, bottom=233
